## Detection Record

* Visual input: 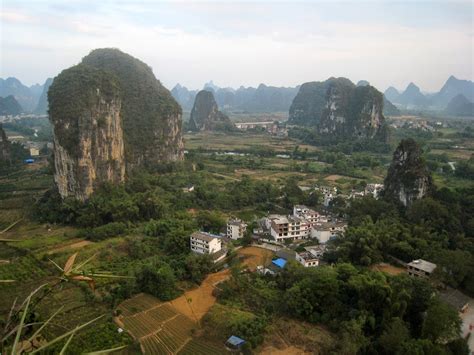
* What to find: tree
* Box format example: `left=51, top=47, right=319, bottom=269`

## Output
left=135, top=263, right=178, bottom=301
left=377, top=317, right=409, bottom=353
left=422, top=298, right=461, bottom=343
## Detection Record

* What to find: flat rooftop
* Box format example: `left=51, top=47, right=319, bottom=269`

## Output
left=191, top=231, right=220, bottom=242
left=407, top=259, right=437, bottom=273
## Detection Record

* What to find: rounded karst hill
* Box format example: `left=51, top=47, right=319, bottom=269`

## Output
left=48, top=48, right=184, bottom=200
left=82, top=48, right=184, bottom=167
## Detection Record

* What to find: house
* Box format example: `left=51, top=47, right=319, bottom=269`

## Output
left=407, top=259, right=437, bottom=278
left=297, top=245, right=326, bottom=267
left=190, top=231, right=222, bottom=255
left=293, top=205, right=322, bottom=225
left=296, top=251, right=320, bottom=267
left=29, top=147, right=39, bottom=156
left=270, top=215, right=310, bottom=242
left=310, top=221, right=347, bottom=244
left=226, top=218, right=247, bottom=240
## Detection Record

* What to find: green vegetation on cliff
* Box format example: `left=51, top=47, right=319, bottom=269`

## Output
left=48, top=64, right=121, bottom=156
left=82, top=48, right=183, bottom=166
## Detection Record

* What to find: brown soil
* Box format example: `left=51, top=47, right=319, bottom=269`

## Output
left=171, top=269, right=231, bottom=322
left=260, top=346, right=311, bottom=355
left=371, top=263, right=406, bottom=275
left=47, top=240, right=93, bottom=254
left=237, top=246, right=274, bottom=271
left=324, top=174, right=344, bottom=181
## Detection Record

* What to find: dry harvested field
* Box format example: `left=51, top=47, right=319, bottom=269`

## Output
left=171, top=269, right=230, bottom=322
left=324, top=174, right=344, bottom=182
left=237, top=246, right=274, bottom=271
left=371, top=263, right=406, bottom=276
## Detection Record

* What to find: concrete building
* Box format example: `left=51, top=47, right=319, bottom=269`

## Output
left=296, top=251, right=320, bottom=267
left=29, top=147, right=39, bottom=156
left=190, top=231, right=222, bottom=255
left=293, top=205, right=322, bottom=225
left=310, top=222, right=347, bottom=244
left=227, top=218, right=247, bottom=240
left=407, top=259, right=437, bottom=278
left=270, top=215, right=310, bottom=242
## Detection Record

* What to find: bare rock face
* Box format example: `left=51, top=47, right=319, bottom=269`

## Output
left=49, top=65, right=125, bottom=201
left=383, top=138, right=433, bottom=207
left=0, top=124, right=11, bottom=163
left=319, top=81, right=388, bottom=140
left=189, top=90, right=234, bottom=131
left=289, top=78, right=388, bottom=141
left=49, top=49, right=184, bottom=200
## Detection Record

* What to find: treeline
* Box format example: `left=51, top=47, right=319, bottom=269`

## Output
left=217, top=263, right=469, bottom=353
left=289, top=127, right=391, bottom=153
left=34, top=169, right=317, bottom=237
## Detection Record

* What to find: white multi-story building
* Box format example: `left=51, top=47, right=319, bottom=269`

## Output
left=293, top=205, right=328, bottom=225
left=190, top=231, right=222, bottom=255
left=293, top=205, right=317, bottom=223
left=270, top=215, right=310, bottom=242
left=310, top=221, right=347, bottom=244
left=226, top=218, right=247, bottom=240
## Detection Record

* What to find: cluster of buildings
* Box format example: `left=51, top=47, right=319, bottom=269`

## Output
left=315, top=184, right=384, bottom=207
left=189, top=218, right=248, bottom=262
left=261, top=205, right=347, bottom=244
left=234, top=121, right=288, bottom=137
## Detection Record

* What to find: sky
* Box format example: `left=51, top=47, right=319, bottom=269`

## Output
left=1, top=0, right=473, bottom=93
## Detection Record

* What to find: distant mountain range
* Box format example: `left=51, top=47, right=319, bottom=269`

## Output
left=172, top=81, right=299, bottom=113
left=384, top=76, right=474, bottom=112
left=0, top=77, right=53, bottom=114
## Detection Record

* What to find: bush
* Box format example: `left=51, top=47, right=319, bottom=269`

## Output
left=79, top=222, right=128, bottom=241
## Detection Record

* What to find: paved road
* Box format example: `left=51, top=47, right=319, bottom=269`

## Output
left=461, top=301, right=474, bottom=354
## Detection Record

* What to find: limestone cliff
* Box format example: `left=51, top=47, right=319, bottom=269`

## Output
left=289, top=78, right=388, bottom=141
left=49, top=65, right=125, bottom=201
left=49, top=49, right=183, bottom=200
left=0, top=124, right=11, bottom=163
left=383, top=138, right=433, bottom=207
left=189, top=90, right=234, bottom=131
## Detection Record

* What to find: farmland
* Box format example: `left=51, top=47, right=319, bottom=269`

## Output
left=116, top=293, right=226, bottom=354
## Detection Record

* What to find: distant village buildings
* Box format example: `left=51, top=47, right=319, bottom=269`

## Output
left=234, top=121, right=288, bottom=137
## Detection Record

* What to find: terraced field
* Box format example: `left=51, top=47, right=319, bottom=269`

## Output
left=117, top=293, right=226, bottom=354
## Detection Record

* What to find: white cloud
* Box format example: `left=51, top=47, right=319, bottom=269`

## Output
left=0, top=1, right=472, bottom=92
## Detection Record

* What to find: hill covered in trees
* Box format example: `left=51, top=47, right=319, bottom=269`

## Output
left=48, top=48, right=184, bottom=200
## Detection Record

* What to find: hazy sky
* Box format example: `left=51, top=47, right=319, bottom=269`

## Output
left=1, top=0, right=473, bottom=92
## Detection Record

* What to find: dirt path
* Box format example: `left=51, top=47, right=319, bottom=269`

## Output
left=171, top=269, right=230, bottom=322
left=370, top=263, right=405, bottom=276
left=47, top=240, right=93, bottom=254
